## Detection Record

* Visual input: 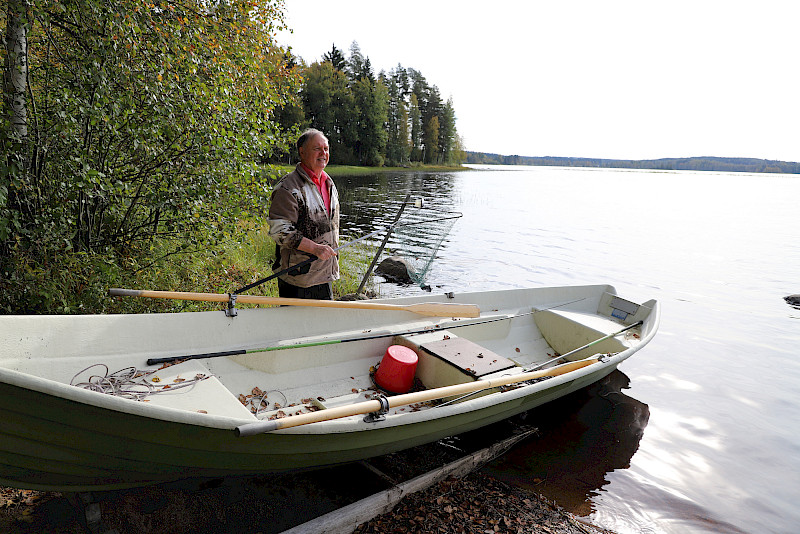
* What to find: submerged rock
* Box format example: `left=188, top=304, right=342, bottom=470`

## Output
left=376, top=256, right=416, bottom=284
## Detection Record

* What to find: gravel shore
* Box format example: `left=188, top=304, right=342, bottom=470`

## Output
left=2, top=471, right=609, bottom=534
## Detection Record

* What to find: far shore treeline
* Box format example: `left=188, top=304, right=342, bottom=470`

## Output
left=466, top=153, right=800, bottom=174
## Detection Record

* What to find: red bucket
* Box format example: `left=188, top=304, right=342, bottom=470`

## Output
left=375, top=345, right=418, bottom=394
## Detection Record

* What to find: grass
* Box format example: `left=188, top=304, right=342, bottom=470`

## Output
left=106, top=227, right=380, bottom=314
left=0, top=226, right=380, bottom=315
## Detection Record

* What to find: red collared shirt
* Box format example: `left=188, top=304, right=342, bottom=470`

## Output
left=300, top=163, right=331, bottom=215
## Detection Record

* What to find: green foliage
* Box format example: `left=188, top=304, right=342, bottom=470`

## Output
left=1, top=0, right=302, bottom=313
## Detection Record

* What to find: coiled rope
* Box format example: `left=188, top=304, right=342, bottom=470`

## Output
left=70, top=363, right=212, bottom=401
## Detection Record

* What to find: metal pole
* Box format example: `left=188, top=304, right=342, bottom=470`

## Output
left=356, top=194, right=412, bottom=295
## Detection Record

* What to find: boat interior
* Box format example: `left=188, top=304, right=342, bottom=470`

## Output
left=2, top=289, right=656, bottom=425
left=127, top=291, right=654, bottom=422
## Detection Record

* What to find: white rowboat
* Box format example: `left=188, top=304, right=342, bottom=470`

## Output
left=0, top=284, right=659, bottom=491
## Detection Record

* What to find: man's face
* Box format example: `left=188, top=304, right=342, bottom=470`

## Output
left=299, top=134, right=330, bottom=174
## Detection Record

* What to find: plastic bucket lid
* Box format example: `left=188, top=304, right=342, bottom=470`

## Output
left=374, top=345, right=419, bottom=394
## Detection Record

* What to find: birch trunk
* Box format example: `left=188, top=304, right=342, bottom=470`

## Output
left=4, top=0, right=29, bottom=140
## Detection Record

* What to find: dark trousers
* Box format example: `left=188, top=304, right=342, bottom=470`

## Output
left=277, top=279, right=333, bottom=300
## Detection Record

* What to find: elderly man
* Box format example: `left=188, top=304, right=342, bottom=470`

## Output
left=268, top=129, right=340, bottom=300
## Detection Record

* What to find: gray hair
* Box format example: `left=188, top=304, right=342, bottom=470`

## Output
left=296, top=128, right=327, bottom=151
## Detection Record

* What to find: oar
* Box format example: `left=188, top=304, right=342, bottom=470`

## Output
left=144, top=298, right=590, bottom=366
left=436, top=320, right=643, bottom=407
left=108, top=288, right=480, bottom=318
left=235, top=357, right=601, bottom=436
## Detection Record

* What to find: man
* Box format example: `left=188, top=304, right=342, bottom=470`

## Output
left=268, top=129, right=340, bottom=300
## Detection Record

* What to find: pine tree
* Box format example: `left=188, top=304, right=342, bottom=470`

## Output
left=322, top=44, right=347, bottom=71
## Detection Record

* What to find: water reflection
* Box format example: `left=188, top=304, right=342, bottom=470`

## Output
left=336, top=171, right=459, bottom=243
left=482, top=370, right=649, bottom=516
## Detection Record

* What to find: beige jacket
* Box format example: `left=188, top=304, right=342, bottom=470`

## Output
left=267, top=165, right=340, bottom=287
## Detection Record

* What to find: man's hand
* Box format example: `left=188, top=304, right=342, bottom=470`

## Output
left=298, top=237, right=337, bottom=261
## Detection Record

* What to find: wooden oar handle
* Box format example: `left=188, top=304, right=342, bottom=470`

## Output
left=235, top=357, right=599, bottom=436
left=108, top=288, right=480, bottom=318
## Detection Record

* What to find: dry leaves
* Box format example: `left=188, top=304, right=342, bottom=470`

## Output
left=353, top=472, right=609, bottom=534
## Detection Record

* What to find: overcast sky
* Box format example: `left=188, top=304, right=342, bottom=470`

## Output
left=277, top=1, right=799, bottom=162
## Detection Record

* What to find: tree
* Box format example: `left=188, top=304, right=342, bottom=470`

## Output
left=438, top=97, right=458, bottom=164
left=301, top=60, right=356, bottom=164
left=409, top=93, right=423, bottom=162
left=424, top=116, right=439, bottom=164
left=346, top=41, right=373, bottom=82
left=3, top=0, right=28, bottom=140
left=1, top=0, right=298, bottom=312
left=351, top=76, right=388, bottom=166
left=322, top=43, right=346, bottom=71
left=384, top=73, right=410, bottom=165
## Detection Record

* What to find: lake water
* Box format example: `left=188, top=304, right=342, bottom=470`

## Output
left=335, top=165, right=800, bottom=534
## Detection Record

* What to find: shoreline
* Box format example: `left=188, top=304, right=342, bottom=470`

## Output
left=0, top=473, right=610, bottom=534
left=267, top=163, right=472, bottom=177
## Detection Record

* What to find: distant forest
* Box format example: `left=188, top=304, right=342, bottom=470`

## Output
left=272, top=42, right=462, bottom=167
left=465, top=153, right=800, bottom=174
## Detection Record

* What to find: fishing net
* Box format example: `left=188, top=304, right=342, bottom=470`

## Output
left=383, top=208, right=462, bottom=289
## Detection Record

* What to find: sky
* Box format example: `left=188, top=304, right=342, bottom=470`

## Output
left=276, top=1, right=800, bottom=162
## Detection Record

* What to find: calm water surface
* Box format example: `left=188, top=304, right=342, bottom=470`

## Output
left=335, top=166, right=800, bottom=534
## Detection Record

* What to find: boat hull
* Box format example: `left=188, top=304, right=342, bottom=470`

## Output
left=0, top=284, right=659, bottom=491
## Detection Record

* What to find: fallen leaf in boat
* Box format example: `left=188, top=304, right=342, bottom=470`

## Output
left=197, top=410, right=208, bottom=414
left=275, top=410, right=286, bottom=418
left=238, top=394, right=247, bottom=405
left=301, top=398, right=312, bottom=403
left=317, top=396, right=325, bottom=401
left=162, top=384, right=171, bottom=389
left=352, top=388, right=359, bottom=393
left=443, top=335, right=450, bottom=340
left=252, top=387, right=264, bottom=396
left=515, top=348, right=520, bottom=352
left=274, top=402, right=282, bottom=409
left=173, top=377, right=186, bottom=383
left=151, top=376, right=161, bottom=382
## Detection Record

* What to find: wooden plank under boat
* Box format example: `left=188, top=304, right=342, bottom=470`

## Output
left=0, top=284, right=659, bottom=491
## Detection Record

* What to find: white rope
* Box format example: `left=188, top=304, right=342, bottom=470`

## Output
left=71, top=363, right=212, bottom=401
